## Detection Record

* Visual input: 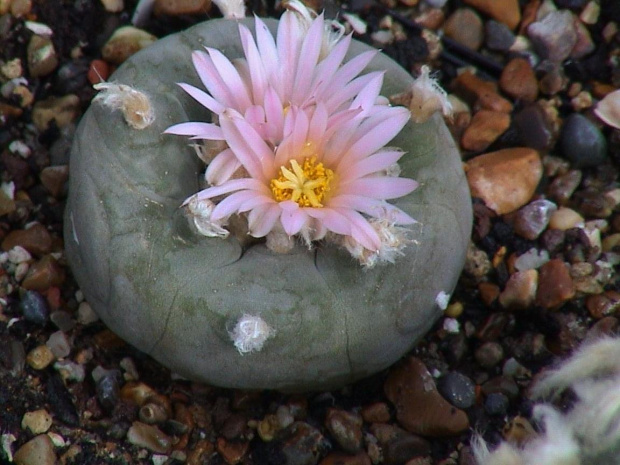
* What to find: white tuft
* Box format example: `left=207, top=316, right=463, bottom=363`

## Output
left=230, top=314, right=275, bottom=354
left=93, top=82, right=155, bottom=129
left=344, top=218, right=413, bottom=268
left=212, top=0, right=246, bottom=19
left=185, top=197, right=229, bottom=238
left=409, top=65, right=452, bottom=123
left=435, top=291, right=450, bottom=310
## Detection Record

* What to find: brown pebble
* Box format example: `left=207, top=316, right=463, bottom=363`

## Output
left=465, top=148, right=543, bottom=215
left=319, top=452, right=372, bottom=465
left=361, top=402, right=391, bottom=424
left=13, top=434, right=56, bottom=465
left=102, top=26, right=157, bottom=65
left=461, top=110, right=510, bottom=152
left=451, top=71, right=513, bottom=113
left=88, top=59, right=111, bottom=85
left=499, top=269, right=538, bottom=311
left=216, top=438, right=249, bottom=465
left=26, top=345, right=56, bottom=370
left=535, top=259, right=575, bottom=309
left=478, top=282, right=500, bottom=307
left=22, top=255, right=66, bottom=292
left=502, top=416, right=537, bottom=446
left=32, top=95, right=80, bottom=132
left=547, top=170, right=582, bottom=205
left=40, top=165, right=69, bottom=198
left=2, top=223, right=52, bottom=257
left=21, top=409, right=53, bottom=434
left=384, top=357, right=469, bottom=437
left=586, top=317, right=619, bottom=339
left=586, top=291, right=620, bottom=319
left=155, top=0, right=211, bottom=15
left=500, top=58, right=538, bottom=102
left=475, top=312, right=510, bottom=341
left=120, top=381, right=158, bottom=406
left=186, top=439, right=214, bottom=465
left=444, top=8, right=484, bottom=51
left=463, top=0, right=521, bottom=30
left=127, top=421, right=172, bottom=454
left=325, top=408, right=363, bottom=453
left=27, top=35, right=58, bottom=78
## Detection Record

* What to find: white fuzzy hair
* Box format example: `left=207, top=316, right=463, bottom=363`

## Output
left=472, top=337, right=620, bottom=465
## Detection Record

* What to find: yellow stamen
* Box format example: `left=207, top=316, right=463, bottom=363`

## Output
left=270, top=156, right=333, bottom=208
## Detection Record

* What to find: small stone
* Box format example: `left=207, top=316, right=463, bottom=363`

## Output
left=26, top=345, right=55, bottom=370
left=548, top=170, right=582, bottom=204
left=87, top=59, right=110, bottom=85
left=2, top=223, right=53, bottom=257
left=514, top=104, right=556, bottom=151
left=475, top=312, right=510, bottom=341
left=465, top=148, right=543, bottom=215
left=535, top=259, right=575, bottom=309
left=451, top=71, right=512, bottom=113
left=40, top=165, right=69, bottom=198
left=474, top=342, right=505, bottom=368
left=127, top=422, right=172, bottom=454
left=514, top=248, right=549, bottom=271
left=479, top=282, right=500, bottom=306
left=499, top=269, right=538, bottom=310
left=560, top=114, right=607, bottom=168
left=511, top=199, right=557, bottom=240
left=481, top=376, right=520, bottom=399
left=20, top=290, right=50, bottom=325
left=500, top=58, right=538, bottom=102
left=22, top=255, right=66, bottom=292
left=484, top=393, right=509, bottom=416
left=319, top=452, right=371, bottom=465
left=383, top=433, right=431, bottom=465
left=0, top=188, right=16, bottom=216
left=46, top=331, right=71, bottom=359
left=13, top=434, right=56, bottom=465
left=463, top=0, right=521, bottom=29
left=77, top=301, right=99, bottom=325
left=96, top=368, right=122, bottom=412
left=461, top=110, right=510, bottom=152
left=502, top=416, right=537, bottom=446
left=325, top=409, right=363, bottom=453
left=464, top=242, right=492, bottom=281
left=444, top=8, right=484, bottom=50
left=54, top=360, right=86, bottom=382
left=100, top=0, right=124, bottom=12
left=527, top=10, right=577, bottom=62
left=586, top=291, right=620, bottom=319
left=548, top=207, right=584, bottom=230
left=570, top=18, right=595, bottom=59
left=361, top=403, right=391, bottom=424
left=216, top=438, right=249, bottom=465
left=278, top=422, right=329, bottom=465
left=27, top=35, right=58, bottom=77
left=21, top=409, right=53, bottom=434
left=102, top=26, right=157, bottom=65
left=155, top=0, right=211, bottom=16
left=485, top=20, right=516, bottom=51
left=436, top=372, right=476, bottom=409
left=32, top=95, right=80, bottom=131
left=384, top=357, right=469, bottom=437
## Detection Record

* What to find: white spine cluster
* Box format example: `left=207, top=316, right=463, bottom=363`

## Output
left=230, top=314, right=275, bottom=354
left=93, top=82, right=155, bottom=130
left=409, top=65, right=453, bottom=124
left=185, top=197, right=229, bottom=238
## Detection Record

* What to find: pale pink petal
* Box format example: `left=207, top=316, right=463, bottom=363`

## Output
left=206, top=47, right=253, bottom=111
left=348, top=72, right=385, bottom=117
left=185, top=178, right=267, bottom=205
left=328, top=194, right=416, bottom=224
left=244, top=105, right=266, bottom=126
left=315, top=50, right=377, bottom=100
left=280, top=204, right=309, bottom=236
left=311, top=34, right=352, bottom=90
left=211, top=190, right=258, bottom=220
left=325, top=72, right=382, bottom=114
left=305, top=208, right=351, bottom=235
left=177, top=83, right=225, bottom=114
left=341, top=177, right=418, bottom=200
left=248, top=203, right=281, bottom=237
left=276, top=12, right=301, bottom=102
left=336, top=208, right=381, bottom=251
left=263, top=86, right=284, bottom=140
left=238, top=194, right=275, bottom=213
left=239, top=24, right=268, bottom=105
left=341, top=150, right=405, bottom=181
left=192, top=50, right=235, bottom=107
left=164, top=122, right=225, bottom=140
left=308, top=103, right=328, bottom=145
left=292, top=14, right=324, bottom=103
left=255, top=16, right=281, bottom=96
left=205, top=149, right=241, bottom=186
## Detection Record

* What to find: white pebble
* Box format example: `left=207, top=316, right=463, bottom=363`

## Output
left=443, top=317, right=460, bottom=334
left=514, top=248, right=550, bottom=271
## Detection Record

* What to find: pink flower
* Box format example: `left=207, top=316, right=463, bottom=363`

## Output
left=184, top=102, right=418, bottom=257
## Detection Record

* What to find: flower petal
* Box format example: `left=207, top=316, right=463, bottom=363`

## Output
left=206, top=47, right=253, bottom=111
left=341, top=150, right=405, bottom=181
left=239, top=24, right=268, bottom=105
left=205, top=149, right=241, bottom=186
left=188, top=178, right=268, bottom=204
left=292, top=14, right=324, bottom=103
left=177, top=83, right=225, bottom=115
left=305, top=208, right=351, bottom=235
left=248, top=203, right=281, bottom=237
left=211, top=190, right=259, bottom=220
left=192, top=50, right=235, bottom=107
left=341, top=177, right=418, bottom=200
left=164, top=122, right=225, bottom=140
left=336, top=208, right=381, bottom=251
left=329, top=194, right=416, bottom=224
left=280, top=203, right=309, bottom=236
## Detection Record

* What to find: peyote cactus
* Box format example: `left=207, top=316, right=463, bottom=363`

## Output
left=65, top=17, right=472, bottom=391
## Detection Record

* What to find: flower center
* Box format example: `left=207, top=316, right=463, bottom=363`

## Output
left=270, top=156, right=333, bottom=208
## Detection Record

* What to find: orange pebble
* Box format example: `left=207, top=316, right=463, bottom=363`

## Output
left=88, top=59, right=110, bottom=85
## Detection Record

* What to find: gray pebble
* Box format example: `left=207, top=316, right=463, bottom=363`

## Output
left=95, top=368, right=122, bottom=412
left=561, top=113, right=608, bottom=168
left=485, top=20, right=516, bottom=52
left=527, top=10, right=577, bottom=62
left=437, top=372, right=476, bottom=409
left=20, top=290, right=49, bottom=325
left=475, top=342, right=504, bottom=368
left=515, top=104, right=555, bottom=151
left=484, top=393, right=509, bottom=416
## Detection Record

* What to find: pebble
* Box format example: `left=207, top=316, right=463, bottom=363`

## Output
left=444, top=8, right=484, bottom=50
left=20, top=290, right=49, bottom=325
left=436, top=372, right=476, bottom=409
left=10, top=0, right=32, bottom=17
left=586, top=291, right=620, bottom=319
left=54, top=360, right=86, bottom=382
left=481, top=376, right=520, bottom=399
left=502, top=416, right=537, bottom=446
left=514, top=104, right=556, bottom=151
left=13, top=434, right=56, bottom=465
left=26, top=345, right=55, bottom=370
left=361, top=402, right=391, bottom=424
left=0, top=188, right=16, bottom=216
left=570, top=19, right=595, bottom=59
left=451, top=71, right=512, bottom=113
left=461, top=110, right=510, bottom=152
left=319, top=452, right=371, bottom=465
left=475, top=341, right=505, bottom=368
left=32, top=95, right=80, bottom=131
left=464, top=242, right=492, bottom=281
left=560, top=114, right=607, bottom=168
left=27, top=35, right=58, bottom=77
left=101, top=0, right=124, bottom=13
left=46, top=331, right=71, bottom=359
left=102, top=26, right=157, bottom=65
left=485, top=20, right=516, bottom=51
left=484, top=393, right=509, bottom=416
left=22, top=255, right=66, bottom=292
left=96, top=368, right=122, bottom=412
left=463, top=0, right=521, bottom=29
left=21, top=409, right=53, bottom=434
left=548, top=207, right=584, bottom=230
left=465, top=147, right=543, bottom=215
left=500, top=58, right=538, bottom=102
left=1, top=223, right=53, bottom=257
left=548, top=170, right=582, bottom=204
left=527, top=10, right=577, bottom=62
left=127, top=421, right=172, bottom=454
left=535, top=258, right=576, bottom=309
left=511, top=199, right=557, bottom=240
left=475, top=312, right=511, bottom=341
left=498, top=269, right=538, bottom=310
left=87, top=59, right=111, bottom=85
left=278, top=422, right=329, bottom=465
left=154, top=0, right=212, bottom=16
left=383, top=433, right=431, bottom=465
left=54, top=61, right=90, bottom=95
left=325, top=408, right=363, bottom=453
left=384, top=357, right=469, bottom=437
left=77, top=301, right=99, bottom=325
left=216, top=438, right=249, bottom=464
